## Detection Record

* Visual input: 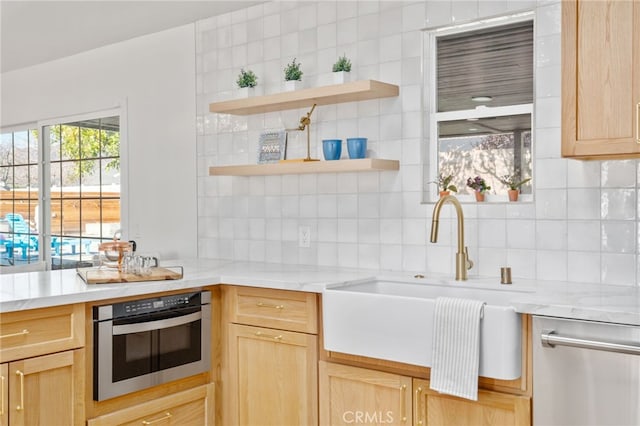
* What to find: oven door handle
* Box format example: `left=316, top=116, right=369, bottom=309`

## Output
left=112, top=311, right=202, bottom=335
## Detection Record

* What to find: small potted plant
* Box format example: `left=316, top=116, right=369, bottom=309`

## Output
left=432, top=174, right=458, bottom=198
left=500, top=174, right=532, bottom=202
left=236, top=68, right=259, bottom=97
left=332, top=54, right=352, bottom=84
left=466, top=176, right=491, bottom=202
left=284, top=58, right=303, bottom=91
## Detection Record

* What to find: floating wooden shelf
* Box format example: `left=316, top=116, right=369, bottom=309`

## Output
left=209, top=159, right=400, bottom=176
left=209, top=80, right=399, bottom=115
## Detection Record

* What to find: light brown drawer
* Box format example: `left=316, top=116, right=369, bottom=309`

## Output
left=0, top=304, right=84, bottom=363
left=226, top=286, right=317, bottom=334
left=87, top=384, right=214, bottom=426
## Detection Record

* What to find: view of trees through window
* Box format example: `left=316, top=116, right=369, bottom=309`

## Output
left=0, top=115, right=121, bottom=269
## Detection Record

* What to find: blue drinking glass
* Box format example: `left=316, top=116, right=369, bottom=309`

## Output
left=322, top=139, right=342, bottom=160
left=346, top=137, right=367, bottom=159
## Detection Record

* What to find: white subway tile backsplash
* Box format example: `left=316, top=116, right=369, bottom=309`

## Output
left=379, top=6, right=403, bottom=37
left=567, top=220, right=601, bottom=252
left=478, top=1, right=508, bottom=17
left=196, top=1, right=639, bottom=286
left=601, top=221, right=636, bottom=253
left=425, top=1, right=451, bottom=27
left=536, top=34, right=561, bottom=67
left=402, top=244, right=426, bottom=272
left=477, top=248, right=507, bottom=277
left=601, top=160, right=637, bottom=188
left=507, top=249, right=537, bottom=279
left=568, top=251, right=601, bottom=284
left=337, top=243, right=358, bottom=267
left=536, top=250, right=568, bottom=281
left=601, top=189, right=637, bottom=220
left=452, top=0, right=479, bottom=23
left=601, top=253, right=636, bottom=286
left=567, top=189, right=600, bottom=220
left=536, top=220, right=567, bottom=250
left=478, top=219, right=507, bottom=248
left=506, top=219, right=536, bottom=249
left=380, top=244, right=403, bottom=271
left=535, top=189, right=567, bottom=219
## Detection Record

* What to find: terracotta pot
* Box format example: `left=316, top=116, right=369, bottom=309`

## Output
left=508, top=189, right=519, bottom=202
left=439, top=191, right=450, bottom=198
left=475, top=191, right=485, bottom=202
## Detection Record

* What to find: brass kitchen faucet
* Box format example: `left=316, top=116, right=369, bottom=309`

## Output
left=430, top=195, right=474, bottom=280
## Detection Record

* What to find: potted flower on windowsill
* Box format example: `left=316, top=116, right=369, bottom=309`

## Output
left=500, top=174, right=532, bottom=202
left=332, top=54, right=352, bottom=84
left=284, top=58, right=303, bottom=91
left=466, top=176, right=491, bottom=202
left=236, top=68, right=259, bottom=98
left=432, top=174, right=458, bottom=198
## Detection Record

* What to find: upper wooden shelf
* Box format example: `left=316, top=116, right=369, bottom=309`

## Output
left=208, top=80, right=399, bottom=115
left=209, top=158, right=399, bottom=176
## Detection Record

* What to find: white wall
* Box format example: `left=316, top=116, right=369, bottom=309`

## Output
left=196, top=0, right=640, bottom=287
left=1, top=24, right=198, bottom=259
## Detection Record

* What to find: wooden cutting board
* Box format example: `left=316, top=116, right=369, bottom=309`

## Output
left=77, top=266, right=183, bottom=284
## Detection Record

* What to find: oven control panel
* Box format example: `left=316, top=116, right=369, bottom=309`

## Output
left=110, top=292, right=202, bottom=318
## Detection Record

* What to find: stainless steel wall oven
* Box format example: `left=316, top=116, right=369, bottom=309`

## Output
left=93, top=291, right=211, bottom=401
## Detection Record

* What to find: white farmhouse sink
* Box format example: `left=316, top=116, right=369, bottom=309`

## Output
left=323, top=278, right=527, bottom=380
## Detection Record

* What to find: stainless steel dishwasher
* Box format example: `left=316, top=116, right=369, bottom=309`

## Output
left=533, top=316, right=640, bottom=425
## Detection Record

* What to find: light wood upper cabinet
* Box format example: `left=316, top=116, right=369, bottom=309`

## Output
left=3, top=349, right=84, bottom=426
left=562, top=0, right=640, bottom=158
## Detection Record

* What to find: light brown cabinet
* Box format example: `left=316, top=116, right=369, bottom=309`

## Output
left=223, top=286, right=319, bottom=426
left=561, top=0, right=640, bottom=158
left=319, top=362, right=531, bottom=426
left=0, top=303, right=85, bottom=426
left=1, top=349, right=84, bottom=426
left=319, top=361, right=412, bottom=425
left=87, top=384, right=214, bottom=426
left=413, top=378, right=530, bottom=426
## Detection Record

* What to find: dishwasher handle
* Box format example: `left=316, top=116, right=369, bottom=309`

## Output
left=541, top=329, right=640, bottom=356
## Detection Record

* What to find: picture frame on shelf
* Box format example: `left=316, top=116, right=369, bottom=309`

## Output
left=257, top=129, right=287, bottom=164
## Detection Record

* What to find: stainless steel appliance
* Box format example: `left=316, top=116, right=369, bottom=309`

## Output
left=533, top=316, right=640, bottom=425
left=93, top=291, right=211, bottom=401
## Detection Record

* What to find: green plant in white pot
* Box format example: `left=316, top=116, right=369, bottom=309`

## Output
left=283, top=58, right=303, bottom=91
left=332, top=54, right=352, bottom=84
left=236, top=68, right=260, bottom=97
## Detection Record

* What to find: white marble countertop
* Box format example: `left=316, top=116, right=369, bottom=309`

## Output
left=1, top=258, right=639, bottom=326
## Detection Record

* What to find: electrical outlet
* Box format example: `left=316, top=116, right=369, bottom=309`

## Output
left=298, top=226, right=311, bottom=248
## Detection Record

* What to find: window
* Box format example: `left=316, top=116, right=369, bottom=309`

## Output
left=425, top=14, right=534, bottom=201
left=0, top=112, right=121, bottom=270
left=0, top=128, right=40, bottom=265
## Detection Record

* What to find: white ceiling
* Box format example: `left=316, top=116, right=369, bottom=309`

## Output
left=0, top=1, right=261, bottom=73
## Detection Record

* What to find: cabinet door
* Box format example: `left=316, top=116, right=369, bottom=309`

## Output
left=562, top=0, right=640, bottom=158
left=87, top=384, right=214, bottom=426
left=228, top=324, right=318, bottom=426
left=319, top=361, right=412, bottom=426
left=1, top=363, right=7, bottom=426
left=413, top=378, right=531, bottom=426
left=8, top=349, right=84, bottom=426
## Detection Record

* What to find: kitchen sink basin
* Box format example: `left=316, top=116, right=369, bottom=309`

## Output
left=322, top=278, right=527, bottom=380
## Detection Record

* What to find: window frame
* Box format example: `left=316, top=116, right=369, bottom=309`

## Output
left=423, top=12, right=536, bottom=203
left=0, top=105, right=127, bottom=271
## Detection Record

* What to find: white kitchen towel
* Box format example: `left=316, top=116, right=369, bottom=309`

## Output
left=429, top=296, right=485, bottom=401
